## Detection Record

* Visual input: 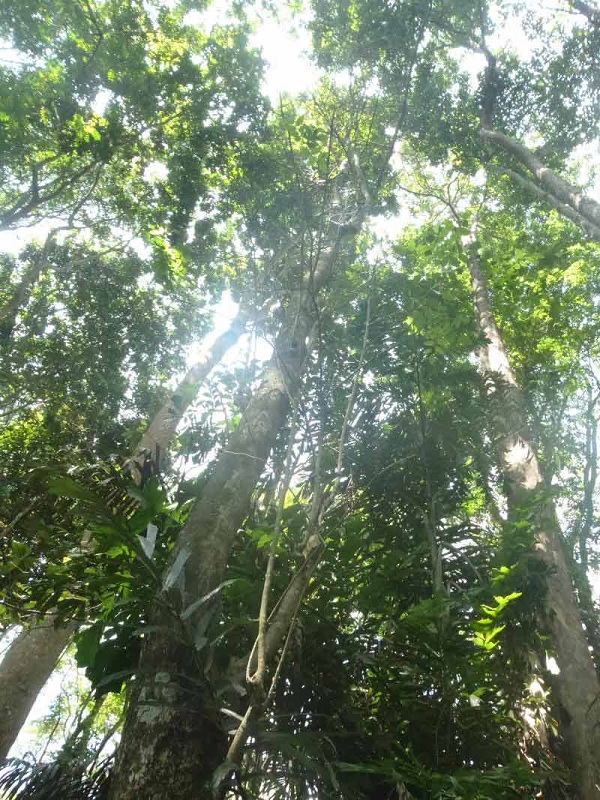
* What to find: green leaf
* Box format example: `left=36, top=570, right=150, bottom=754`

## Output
left=74, top=625, right=103, bottom=669
left=47, top=476, right=99, bottom=502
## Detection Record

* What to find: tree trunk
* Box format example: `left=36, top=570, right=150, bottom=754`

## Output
left=129, top=314, right=247, bottom=477
left=573, top=386, right=600, bottom=669
left=501, top=166, right=600, bottom=243
left=0, top=318, right=244, bottom=759
left=0, top=617, right=74, bottom=759
left=0, top=233, right=58, bottom=339
left=571, top=0, right=600, bottom=25
left=481, top=128, right=600, bottom=241
left=464, top=231, right=600, bottom=799
left=108, top=225, right=356, bottom=800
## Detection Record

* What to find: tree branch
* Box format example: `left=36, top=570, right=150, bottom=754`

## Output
left=480, top=128, right=600, bottom=237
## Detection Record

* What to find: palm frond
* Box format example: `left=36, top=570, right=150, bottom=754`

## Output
left=0, top=756, right=112, bottom=799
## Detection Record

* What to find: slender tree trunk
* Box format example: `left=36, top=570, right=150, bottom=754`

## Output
left=573, top=387, right=600, bottom=668
left=416, top=363, right=444, bottom=595
left=481, top=128, right=600, bottom=241
left=570, top=0, right=600, bottom=25
left=129, top=313, right=248, bottom=476
left=108, top=223, right=358, bottom=800
left=0, top=318, right=245, bottom=759
left=0, top=617, right=74, bottom=759
left=577, top=386, right=598, bottom=575
left=59, top=694, right=105, bottom=763
left=464, top=230, right=600, bottom=799
left=0, top=233, right=59, bottom=338
left=0, top=261, right=44, bottom=338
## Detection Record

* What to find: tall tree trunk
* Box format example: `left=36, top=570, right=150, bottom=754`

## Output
left=464, top=230, right=600, bottom=799
left=0, top=318, right=245, bottom=759
left=0, top=617, right=74, bottom=759
left=108, top=224, right=357, bottom=800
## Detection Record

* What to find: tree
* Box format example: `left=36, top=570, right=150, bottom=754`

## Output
left=3, top=2, right=600, bottom=799
left=0, top=0, right=267, bottom=760
left=108, top=86, right=387, bottom=799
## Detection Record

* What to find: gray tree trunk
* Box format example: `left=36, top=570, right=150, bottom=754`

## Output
left=0, top=319, right=244, bottom=760
left=108, top=224, right=356, bottom=800
left=0, top=233, right=58, bottom=339
left=480, top=128, right=600, bottom=241
left=128, top=314, right=247, bottom=477
left=465, top=232, right=600, bottom=799
left=570, top=0, right=600, bottom=24
left=0, top=617, right=74, bottom=759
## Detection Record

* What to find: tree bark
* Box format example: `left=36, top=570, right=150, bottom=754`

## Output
left=0, top=317, right=244, bottom=759
left=570, top=0, right=600, bottom=25
left=464, top=232, right=600, bottom=799
left=128, top=313, right=248, bottom=477
left=0, top=233, right=59, bottom=339
left=0, top=617, right=74, bottom=760
left=108, top=224, right=356, bottom=800
left=481, top=128, right=600, bottom=241
left=502, top=167, right=600, bottom=243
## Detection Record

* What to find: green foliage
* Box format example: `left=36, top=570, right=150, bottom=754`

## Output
left=0, top=0, right=267, bottom=270
left=2, top=1, right=600, bottom=798
left=0, top=756, right=111, bottom=799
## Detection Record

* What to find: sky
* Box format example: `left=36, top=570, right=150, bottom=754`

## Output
left=184, top=0, right=321, bottom=102
left=2, top=0, right=600, bottom=759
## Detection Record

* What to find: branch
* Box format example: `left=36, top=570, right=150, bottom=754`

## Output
left=0, top=162, right=97, bottom=230
left=128, top=313, right=248, bottom=481
left=231, top=285, right=373, bottom=758
left=498, top=167, right=600, bottom=241
left=247, top=420, right=299, bottom=689
left=481, top=128, right=600, bottom=237
left=570, top=0, right=600, bottom=24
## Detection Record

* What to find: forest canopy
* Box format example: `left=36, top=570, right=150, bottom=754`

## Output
left=0, top=1, right=599, bottom=799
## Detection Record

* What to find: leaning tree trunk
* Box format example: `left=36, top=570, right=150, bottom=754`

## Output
left=480, top=128, right=600, bottom=242
left=464, top=231, right=600, bottom=799
left=0, top=616, right=75, bottom=759
left=0, top=232, right=58, bottom=339
left=108, top=220, right=359, bottom=800
left=0, top=318, right=246, bottom=760
left=570, top=0, right=600, bottom=25
left=128, top=312, right=248, bottom=477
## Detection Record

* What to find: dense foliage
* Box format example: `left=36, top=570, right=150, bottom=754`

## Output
left=0, top=1, right=599, bottom=799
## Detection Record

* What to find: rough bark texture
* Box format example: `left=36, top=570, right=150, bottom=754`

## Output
left=109, top=607, right=227, bottom=800
left=466, top=236, right=600, bottom=799
left=109, top=230, right=352, bottom=800
left=0, top=617, right=74, bottom=759
left=481, top=128, right=600, bottom=241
